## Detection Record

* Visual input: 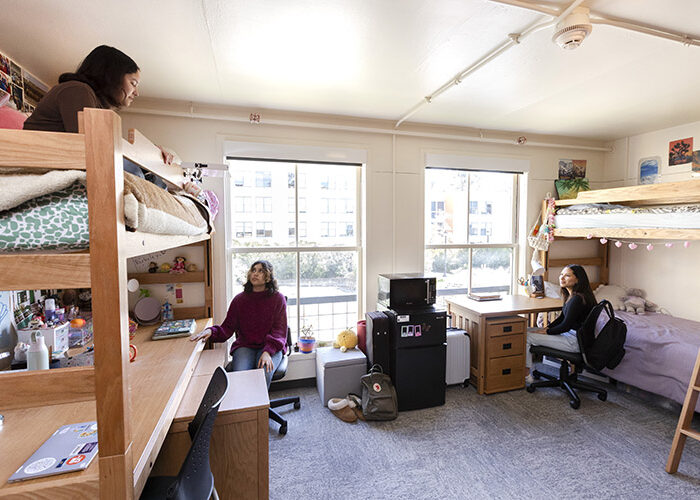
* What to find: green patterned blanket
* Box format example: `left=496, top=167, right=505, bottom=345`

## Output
left=0, top=181, right=89, bottom=252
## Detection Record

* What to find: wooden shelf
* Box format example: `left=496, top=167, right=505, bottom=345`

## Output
left=553, top=228, right=700, bottom=240
left=128, top=271, right=205, bottom=284
left=124, top=232, right=210, bottom=259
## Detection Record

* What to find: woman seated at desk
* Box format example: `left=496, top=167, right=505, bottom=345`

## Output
left=525, top=264, right=595, bottom=384
left=191, top=260, right=287, bottom=388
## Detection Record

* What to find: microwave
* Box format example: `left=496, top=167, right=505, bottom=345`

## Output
left=377, top=273, right=436, bottom=310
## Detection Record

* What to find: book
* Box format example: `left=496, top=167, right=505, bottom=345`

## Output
left=152, top=318, right=197, bottom=340
left=468, top=292, right=502, bottom=302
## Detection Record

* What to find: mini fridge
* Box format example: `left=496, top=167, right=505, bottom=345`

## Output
left=385, top=307, right=447, bottom=411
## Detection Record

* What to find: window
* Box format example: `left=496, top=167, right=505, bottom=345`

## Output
left=233, top=172, right=246, bottom=187
left=227, top=158, right=362, bottom=343
left=234, top=196, right=251, bottom=213
left=425, top=168, right=518, bottom=305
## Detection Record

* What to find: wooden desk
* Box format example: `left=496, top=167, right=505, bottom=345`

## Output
left=0, top=319, right=211, bottom=499
left=151, top=366, right=270, bottom=500
left=445, top=295, right=562, bottom=395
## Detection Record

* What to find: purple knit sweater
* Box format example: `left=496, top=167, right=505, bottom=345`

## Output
left=209, top=291, right=287, bottom=355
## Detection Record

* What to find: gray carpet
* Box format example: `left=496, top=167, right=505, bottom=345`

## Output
left=268, top=377, right=700, bottom=499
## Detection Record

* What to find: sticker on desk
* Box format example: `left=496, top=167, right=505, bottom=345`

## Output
left=24, top=457, right=56, bottom=474
left=396, top=315, right=409, bottom=323
left=79, top=429, right=97, bottom=438
left=69, top=444, right=83, bottom=456
left=79, top=442, right=97, bottom=454
left=66, top=455, right=86, bottom=466
left=55, top=458, right=67, bottom=469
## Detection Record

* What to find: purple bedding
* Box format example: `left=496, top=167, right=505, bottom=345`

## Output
left=602, top=311, right=700, bottom=410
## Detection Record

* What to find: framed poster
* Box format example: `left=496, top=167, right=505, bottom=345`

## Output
left=639, top=156, right=660, bottom=184
left=669, top=138, right=693, bottom=166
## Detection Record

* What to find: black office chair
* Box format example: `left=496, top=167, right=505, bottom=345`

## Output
left=526, top=346, right=607, bottom=409
left=268, top=327, right=301, bottom=435
left=141, top=366, right=228, bottom=500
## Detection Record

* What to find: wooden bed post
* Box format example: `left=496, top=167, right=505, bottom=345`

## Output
left=540, top=199, right=549, bottom=282
left=83, top=109, right=134, bottom=499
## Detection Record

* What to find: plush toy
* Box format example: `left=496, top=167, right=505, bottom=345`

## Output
left=623, top=288, right=658, bottom=315
left=593, top=284, right=626, bottom=310
left=333, top=328, right=358, bottom=352
left=159, top=262, right=171, bottom=273
left=148, top=262, right=158, bottom=273
left=170, top=256, right=186, bottom=274
left=186, top=263, right=198, bottom=272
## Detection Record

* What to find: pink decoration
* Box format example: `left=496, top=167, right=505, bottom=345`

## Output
left=615, top=241, right=623, bottom=248
left=599, top=238, right=608, bottom=244
left=586, top=234, right=593, bottom=239
left=628, top=243, right=638, bottom=250
left=646, top=244, right=654, bottom=251
left=684, top=241, right=691, bottom=248
left=665, top=243, right=674, bottom=248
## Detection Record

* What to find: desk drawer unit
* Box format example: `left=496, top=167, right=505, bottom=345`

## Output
left=484, top=316, right=527, bottom=394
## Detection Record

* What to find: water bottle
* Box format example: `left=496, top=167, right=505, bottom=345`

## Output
left=27, top=332, right=49, bottom=370
left=44, top=298, right=56, bottom=323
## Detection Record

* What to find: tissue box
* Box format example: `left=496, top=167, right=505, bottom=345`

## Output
left=18, top=322, right=70, bottom=354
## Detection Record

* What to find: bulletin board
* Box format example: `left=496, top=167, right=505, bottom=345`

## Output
left=0, top=50, right=49, bottom=113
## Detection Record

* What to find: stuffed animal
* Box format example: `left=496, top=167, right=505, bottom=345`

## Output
left=333, top=328, right=358, bottom=352
left=623, top=288, right=658, bottom=315
left=593, top=284, right=626, bottom=310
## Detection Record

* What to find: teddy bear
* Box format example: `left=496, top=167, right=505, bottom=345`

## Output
left=333, top=328, right=358, bottom=352
left=623, top=288, right=658, bottom=315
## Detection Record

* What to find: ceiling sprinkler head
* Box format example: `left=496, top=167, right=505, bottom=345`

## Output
left=552, top=7, right=593, bottom=50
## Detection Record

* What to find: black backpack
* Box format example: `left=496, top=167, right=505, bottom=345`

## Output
left=577, top=300, right=627, bottom=371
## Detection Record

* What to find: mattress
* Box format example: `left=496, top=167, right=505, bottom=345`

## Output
left=601, top=311, right=700, bottom=411
left=555, top=203, right=700, bottom=229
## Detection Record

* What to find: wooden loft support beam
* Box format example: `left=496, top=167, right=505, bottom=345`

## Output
left=555, top=179, right=700, bottom=207
left=83, top=108, right=133, bottom=499
left=124, top=232, right=210, bottom=259
left=0, top=253, right=91, bottom=290
left=0, top=367, right=95, bottom=410
left=554, top=228, right=700, bottom=240
left=0, top=128, right=86, bottom=169
left=124, top=129, right=184, bottom=189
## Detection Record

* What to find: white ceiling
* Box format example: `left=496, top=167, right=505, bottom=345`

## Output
left=1, top=0, right=699, bottom=140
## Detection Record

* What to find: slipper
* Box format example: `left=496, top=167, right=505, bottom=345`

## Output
left=328, top=398, right=357, bottom=423
left=347, top=393, right=365, bottom=421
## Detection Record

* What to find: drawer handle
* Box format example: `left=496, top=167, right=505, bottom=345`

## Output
left=502, top=342, right=512, bottom=350
left=503, top=326, right=512, bottom=332
left=502, top=368, right=511, bottom=375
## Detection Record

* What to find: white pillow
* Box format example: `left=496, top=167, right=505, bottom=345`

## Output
left=544, top=281, right=562, bottom=299
left=594, top=284, right=626, bottom=310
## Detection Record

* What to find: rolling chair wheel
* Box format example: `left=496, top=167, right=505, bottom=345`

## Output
left=570, top=399, right=580, bottom=409
left=278, top=423, right=288, bottom=435
left=532, top=370, right=541, bottom=380
left=598, top=393, right=607, bottom=402
left=526, top=385, right=536, bottom=393
left=294, top=401, right=301, bottom=410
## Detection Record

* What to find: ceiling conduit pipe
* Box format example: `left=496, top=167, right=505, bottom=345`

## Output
left=395, top=0, right=586, bottom=128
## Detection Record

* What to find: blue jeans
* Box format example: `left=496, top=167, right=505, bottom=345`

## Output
left=226, top=347, right=283, bottom=389
left=123, top=158, right=167, bottom=189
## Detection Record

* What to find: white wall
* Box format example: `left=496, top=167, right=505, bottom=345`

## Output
left=120, top=101, right=607, bottom=322
left=603, top=120, right=700, bottom=321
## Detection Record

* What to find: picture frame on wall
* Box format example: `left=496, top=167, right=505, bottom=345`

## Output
left=693, top=150, right=700, bottom=177
left=639, top=156, right=660, bottom=184
left=669, top=137, right=693, bottom=166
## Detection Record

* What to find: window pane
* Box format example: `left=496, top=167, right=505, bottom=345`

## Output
left=471, top=248, right=512, bottom=294
left=424, top=249, right=470, bottom=307
left=231, top=252, right=298, bottom=338
left=299, top=251, right=357, bottom=342
left=298, top=164, right=357, bottom=247
left=468, top=172, right=513, bottom=244
left=425, top=169, right=468, bottom=244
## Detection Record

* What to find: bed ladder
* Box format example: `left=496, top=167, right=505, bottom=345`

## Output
left=666, top=347, right=700, bottom=473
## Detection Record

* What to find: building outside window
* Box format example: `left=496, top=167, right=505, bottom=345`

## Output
left=228, top=158, right=362, bottom=342
left=234, top=196, right=251, bottom=213
left=425, top=167, right=518, bottom=306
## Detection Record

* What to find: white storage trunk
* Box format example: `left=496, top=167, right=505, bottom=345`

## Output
left=446, top=327, right=470, bottom=386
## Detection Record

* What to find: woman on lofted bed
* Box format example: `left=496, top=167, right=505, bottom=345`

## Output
left=23, top=45, right=172, bottom=185
left=189, top=260, right=287, bottom=389
left=525, top=264, right=596, bottom=384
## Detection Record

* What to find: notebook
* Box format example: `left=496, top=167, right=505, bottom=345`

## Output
left=152, top=318, right=197, bottom=340
left=8, top=421, right=98, bottom=483
left=468, top=292, right=502, bottom=302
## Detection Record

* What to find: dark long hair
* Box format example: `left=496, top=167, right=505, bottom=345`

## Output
left=561, top=264, right=596, bottom=307
left=59, top=45, right=139, bottom=109
left=243, top=260, right=279, bottom=295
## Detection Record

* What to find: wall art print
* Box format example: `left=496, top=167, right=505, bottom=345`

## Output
left=558, top=159, right=587, bottom=179
left=669, top=137, right=693, bottom=166
left=693, top=150, right=700, bottom=176
left=639, top=156, right=660, bottom=184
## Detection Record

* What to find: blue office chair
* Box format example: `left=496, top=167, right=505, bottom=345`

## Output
left=141, top=366, right=228, bottom=500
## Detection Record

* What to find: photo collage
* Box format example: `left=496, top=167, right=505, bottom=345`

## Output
left=0, top=51, right=49, bottom=114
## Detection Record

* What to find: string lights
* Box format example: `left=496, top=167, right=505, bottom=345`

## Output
left=585, top=233, right=691, bottom=251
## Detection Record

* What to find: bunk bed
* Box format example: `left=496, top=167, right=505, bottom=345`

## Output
left=538, top=180, right=700, bottom=410
left=0, top=109, right=213, bottom=499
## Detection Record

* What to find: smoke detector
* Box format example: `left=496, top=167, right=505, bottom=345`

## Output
left=552, top=6, right=592, bottom=50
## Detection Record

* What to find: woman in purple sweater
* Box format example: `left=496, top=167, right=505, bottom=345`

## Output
left=191, top=260, right=287, bottom=388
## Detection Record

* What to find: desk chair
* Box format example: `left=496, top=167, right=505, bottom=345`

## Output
left=141, top=367, right=228, bottom=500
left=526, top=346, right=607, bottom=409
left=269, top=327, right=301, bottom=435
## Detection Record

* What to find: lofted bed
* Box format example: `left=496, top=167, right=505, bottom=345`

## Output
left=0, top=108, right=213, bottom=499
left=537, top=179, right=700, bottom=412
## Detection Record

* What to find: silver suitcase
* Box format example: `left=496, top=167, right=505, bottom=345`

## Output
left=446, top=327, right=470, bottom=386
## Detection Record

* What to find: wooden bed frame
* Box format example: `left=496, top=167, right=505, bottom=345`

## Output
left=539, top=179, right=700, bottom=285
left=0, top=109, right=212, bottom=499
